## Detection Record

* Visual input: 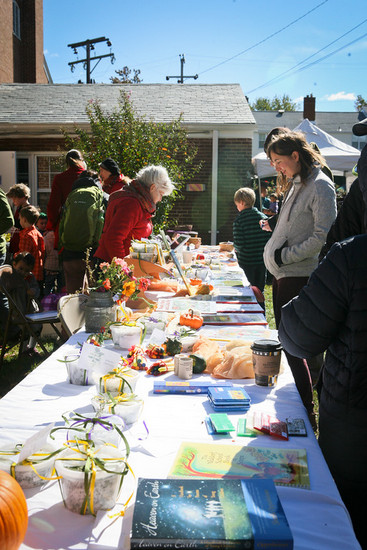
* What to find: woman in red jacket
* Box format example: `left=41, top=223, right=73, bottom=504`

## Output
left=95, top=165, right=174, bottom=263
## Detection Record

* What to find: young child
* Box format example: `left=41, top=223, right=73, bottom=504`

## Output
left=36, top=212, right=48, bottom=235
left=0, top=252, right=41, bottom=354
left=37, top=212, right=62, bottom=295
left=268, top=193, right=279, bottom=215
left=233, top=187, right=271, bottom=294
left=6, top=183, right=31, bottom=256
left=18, top=205, right=45, bottom=287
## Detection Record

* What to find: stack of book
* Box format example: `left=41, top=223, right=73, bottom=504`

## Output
left=207, top=386, right=251, bottom=412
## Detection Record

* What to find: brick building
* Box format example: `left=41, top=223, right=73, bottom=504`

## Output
left=0, top=83, right=256, bottom=244
left=0, top=0, right=51, bottom=84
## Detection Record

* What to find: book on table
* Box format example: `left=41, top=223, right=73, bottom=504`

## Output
left=168, top=441, right=310, bottom=489
left=202, top=313, right=267, bottom=326
left=130, top=477, right=293, bottom=549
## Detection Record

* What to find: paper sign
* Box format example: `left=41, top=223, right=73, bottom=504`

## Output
left=147, top=328, right=167, bottom=346
left=78, top=342, right=122, bottom=375
left=17, top=422, right=55, bottom=463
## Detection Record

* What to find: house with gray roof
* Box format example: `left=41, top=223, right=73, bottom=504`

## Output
left=252, top=95, right=367, bottom=157
left=0, top=83, right=256, bottom=243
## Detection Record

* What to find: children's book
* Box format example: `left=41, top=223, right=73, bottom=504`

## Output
left=202, top=313, right=267, bottom=326
left=214, top=294, right=257, bottom=304
left=156, top=297, right=217, bottom=314
left=216, top=302, right=264, bottom=313
left=130, top=477, right=293, bottom=549
left=153, top=380, right=233, bottom=395
left=208, top=386, right=251, bottom=412
left=168, top=441, right=310, bottom=489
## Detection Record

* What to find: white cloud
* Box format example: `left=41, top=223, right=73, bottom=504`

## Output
left=325, top=91, right=356, bottom=102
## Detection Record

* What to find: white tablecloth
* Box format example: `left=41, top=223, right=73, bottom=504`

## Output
left=0, top=332, right=361, bottom=550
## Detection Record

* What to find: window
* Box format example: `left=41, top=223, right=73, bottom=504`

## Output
left=37, top=155, right=62, bottom=212
left=259, top=133, right=266, bottom=149
left=352, top=135, right=367, bottom=151
left=13, top=0, right=20, bottom=39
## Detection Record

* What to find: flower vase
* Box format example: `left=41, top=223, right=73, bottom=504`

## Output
left=85, top=291, right=115, bottom=333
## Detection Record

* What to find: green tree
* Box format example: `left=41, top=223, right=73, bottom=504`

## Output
left=355, top=94, right=367, bottom=112
left=251, top=94, right=297, bottom=111
left=110, top=66, right=142, bottom=84
left=63, top=90, right=201, bottom=228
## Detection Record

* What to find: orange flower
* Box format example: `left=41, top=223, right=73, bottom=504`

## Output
left=102, top=278, right=111, bottom=290
left=123, top=280, right=136, bottom=297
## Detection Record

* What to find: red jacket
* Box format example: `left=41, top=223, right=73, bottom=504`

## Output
left=46, top=165, right=85, bottom=244
left=95, top=191, right=153, bottom=262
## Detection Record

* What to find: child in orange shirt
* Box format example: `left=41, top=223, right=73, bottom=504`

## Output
left=18, top=205, right=45, bottom=286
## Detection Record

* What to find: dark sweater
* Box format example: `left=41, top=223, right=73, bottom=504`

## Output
left=233, top=207, right=270, bottom=266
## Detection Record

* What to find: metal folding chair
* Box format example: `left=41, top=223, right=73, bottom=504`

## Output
left=0, top=266, right=64, bottom=366
left=57, top=294, right=88, bottom=337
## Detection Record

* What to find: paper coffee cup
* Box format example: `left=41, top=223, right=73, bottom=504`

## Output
left=251, top=339, right=282, bottom=387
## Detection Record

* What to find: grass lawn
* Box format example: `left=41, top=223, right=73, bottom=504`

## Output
left=0, top=338, right=60, bottom=398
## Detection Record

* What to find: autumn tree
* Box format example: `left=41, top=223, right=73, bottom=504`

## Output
left=355, top=94, right=367, bottom=112
left=251, top=94, right=297, bottom=111
left=110, top=66, right=142, bottom=84
left=63, top=90, right=201, bottom=228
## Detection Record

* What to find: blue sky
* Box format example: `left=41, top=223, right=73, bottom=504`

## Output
left=44, top=0, right=367, bottom=112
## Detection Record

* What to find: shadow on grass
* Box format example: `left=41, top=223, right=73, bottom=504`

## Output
left=0, top=338, right=61, bottom=398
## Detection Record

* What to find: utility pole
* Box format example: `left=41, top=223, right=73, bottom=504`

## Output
left=68, top=37, right=115, bottom=83
left=166, top=54, right=198, bottom=84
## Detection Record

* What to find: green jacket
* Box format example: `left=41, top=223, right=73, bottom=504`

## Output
left=0, top=189, right=14, bottom=256
left=233, top=207, right=270, bottom=267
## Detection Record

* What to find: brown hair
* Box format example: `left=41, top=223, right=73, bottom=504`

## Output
left=234, top=187, right=255, bottom=207
left=6, top=183, right=30, bottom=200
left=267, top=131, right=326, bottom=193
left=13, top=251, right=35, bottom=269
left=19, top=205, right=39, bottom=225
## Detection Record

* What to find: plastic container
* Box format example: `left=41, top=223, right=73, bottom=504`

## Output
left=92, top=394, right=144, bottom=425
left=0, top=443, right=57, bottom=489
left=64, top=354, right=97, bottom=386
left=251, top=339, right=282, bottom=387
left=110, top=324, right=142, bottom=349
left=97, top=367, right=140, bottom=396
left=65, top=412, right=126, bottom=448
left=55, top=444, right=127, bottom=514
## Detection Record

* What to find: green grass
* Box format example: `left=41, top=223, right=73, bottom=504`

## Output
left=0, top=338, right=60, bottom=398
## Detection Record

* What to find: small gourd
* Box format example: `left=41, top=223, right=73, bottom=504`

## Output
left=0, top=470, right=28, bottom=550
left=179, top=309, right=203, bottom=330
left=190, top=353, right=207, bottom=374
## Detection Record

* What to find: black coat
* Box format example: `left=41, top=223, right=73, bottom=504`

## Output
left=319, top=144, right=367, bottom=260
left=279, top=234, right=367, bottom=546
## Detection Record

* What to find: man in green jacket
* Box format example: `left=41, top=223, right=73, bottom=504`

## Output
left=0, top=188, right=14, bottom=266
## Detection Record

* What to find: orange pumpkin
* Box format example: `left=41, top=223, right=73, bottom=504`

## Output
left=179, top=309, right=203, bottom=330
left=0, top=470, right=28, bottom=550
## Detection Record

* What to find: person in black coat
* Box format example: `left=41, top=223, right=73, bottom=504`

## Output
left=319, top=117, right=367, bottom=260
left=278, top=234, right=367, bottom=549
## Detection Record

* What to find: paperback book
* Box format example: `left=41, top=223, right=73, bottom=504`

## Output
left=153, top=380, right=233, bottom=394
left=130, top=477, right=293, bottom=549
left=202, top=313, right=267, bottom=326
left=168, top=441, right=310, bottom=489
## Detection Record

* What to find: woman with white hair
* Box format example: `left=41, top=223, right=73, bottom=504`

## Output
left=94, top=165, right=174, bottom=262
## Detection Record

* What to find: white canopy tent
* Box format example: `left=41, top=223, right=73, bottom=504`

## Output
left=252, top=118, right=361, bottom=178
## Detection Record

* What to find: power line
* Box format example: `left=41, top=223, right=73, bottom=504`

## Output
left=246, top=23, right=367, bottom=94
left=198, top=0, right=329, bottom=76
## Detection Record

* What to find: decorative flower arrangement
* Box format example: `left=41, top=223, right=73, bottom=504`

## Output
left=92, top=257, right=151, bottom=300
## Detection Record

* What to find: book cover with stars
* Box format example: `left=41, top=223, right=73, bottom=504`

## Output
left=130, top=477, right=293, bottom=549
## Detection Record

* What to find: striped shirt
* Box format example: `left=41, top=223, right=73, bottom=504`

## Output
left=233, top=207, right=270, bottom=266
